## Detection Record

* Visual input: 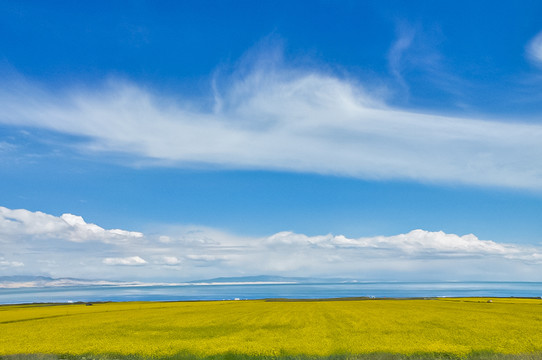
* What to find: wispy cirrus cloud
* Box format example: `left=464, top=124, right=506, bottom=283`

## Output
left=1, top=206, right=542, bottom=281
left=388, top=24, right=416, bottom=90
left=1, top=64, right=542, bottom=190
left=527, top=31, right=542, bottom=65
left=0, top=141, right=16, bottom=152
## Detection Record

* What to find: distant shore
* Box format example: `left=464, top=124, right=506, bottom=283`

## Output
left=2, top=295, right=542, bottom=307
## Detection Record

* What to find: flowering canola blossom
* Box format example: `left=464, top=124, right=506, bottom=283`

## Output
left=1, top=298, right=542, bottom=357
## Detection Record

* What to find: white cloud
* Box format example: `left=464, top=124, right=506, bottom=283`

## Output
left=0, top=141, right=16, bottom=152
left=1, top=65, right=542, bottom=189
left=527, top=31, right=542, bottom=64
left=103, top=256, right=147, bottom=266
left=158, top=235, right=172, bottom=243
left=155, top=256, right=181, bottom=265
left=266, top=229, right=534, bottom=261
left=0, top=259, right=24, bottom=268
left=1, top=206, right=542, bottom=281
left=185, top=254, right=228, bottom=262
left=388, top=25, right=415, bottom=89
left=0, top=206, right=143, bottom=243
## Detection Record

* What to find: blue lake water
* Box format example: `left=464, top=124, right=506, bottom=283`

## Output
left=1, top=281, right=542, bottom=305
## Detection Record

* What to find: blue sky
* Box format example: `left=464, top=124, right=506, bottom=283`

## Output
left=1, top=1, right=542, bottom=282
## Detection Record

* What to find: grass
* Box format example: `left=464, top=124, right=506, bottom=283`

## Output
left=1, top=298, right=542, bottom=358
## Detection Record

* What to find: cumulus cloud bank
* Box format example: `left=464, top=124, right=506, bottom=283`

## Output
left=0, top=206, right=143, bottom=243
left=266, top=230, right=539, bottom=262
left=1, top=63, right=542, bottom=189
left=1, top=206, right=542, bottom=281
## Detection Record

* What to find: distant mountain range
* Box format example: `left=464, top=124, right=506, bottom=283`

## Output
left=0, top=275, right=353, bottom=289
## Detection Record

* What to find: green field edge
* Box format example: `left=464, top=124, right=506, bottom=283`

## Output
left=3, top=352, right=542, bottom=360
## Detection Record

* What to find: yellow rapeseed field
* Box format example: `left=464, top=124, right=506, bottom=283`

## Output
left=1, top=298, right=542, bottom=357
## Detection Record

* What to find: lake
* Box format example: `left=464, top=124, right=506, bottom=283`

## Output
left=1, top=281, right=541, bottom=304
